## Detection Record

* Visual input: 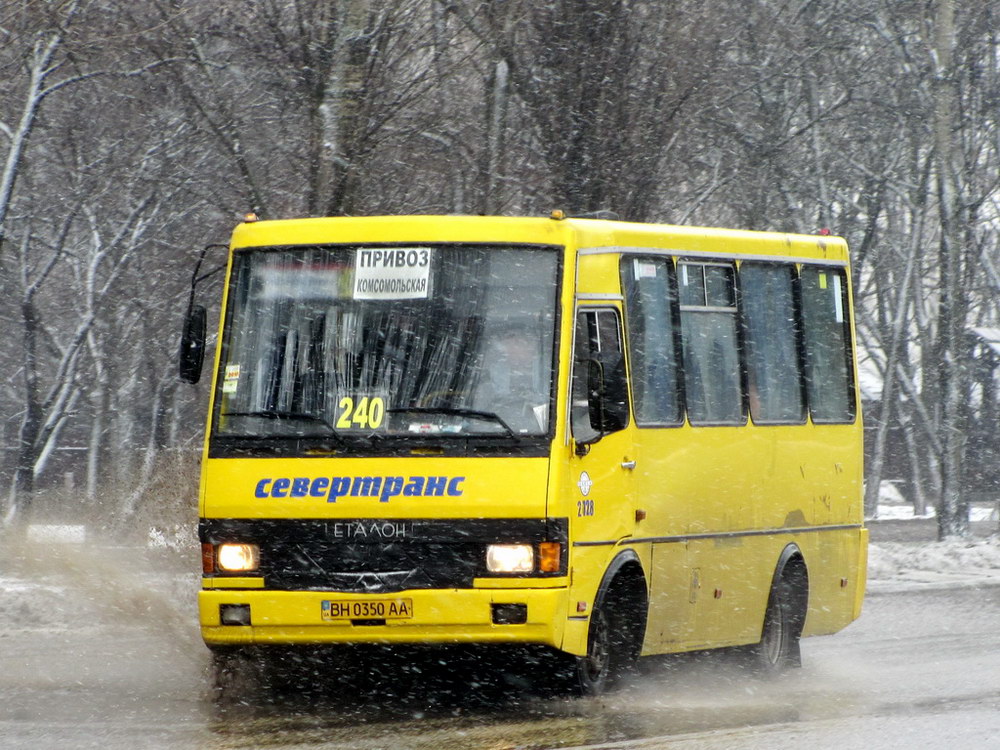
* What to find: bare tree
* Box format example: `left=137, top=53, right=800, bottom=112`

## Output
left=446, top=0, right=722, bottom=221
left=0, top=0, right=85, bottom=261
left=852, top=0, right=1000, bottom=537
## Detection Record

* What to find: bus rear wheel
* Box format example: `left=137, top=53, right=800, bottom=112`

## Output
left=756, top=594, right=792, bottom=671
left=746, top=563, right=806, bottom=675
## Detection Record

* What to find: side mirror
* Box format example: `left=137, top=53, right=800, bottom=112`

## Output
left=179, top=243, right=227, bottom=385
left=587, top=355, right=628, bottom=434
left=179, top=305, right=207, bottom=384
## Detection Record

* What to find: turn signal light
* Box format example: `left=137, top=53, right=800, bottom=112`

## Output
left=538, top=542, right=561, bottom=573
left=201, top=543, right=214, bottom=575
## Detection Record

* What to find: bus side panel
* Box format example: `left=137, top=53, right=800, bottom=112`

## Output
left=639, top=425, right=760, bottom=653
left=645, top=541, right=692, bottom=652
left=854, top=527, right=869, bottom=620
left=637, top=419, right=863, bottom=655
left=799, top=526, right=868, bottom=637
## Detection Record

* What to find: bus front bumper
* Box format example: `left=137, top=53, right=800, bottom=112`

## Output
left=199, top=586, right=573, bottom=650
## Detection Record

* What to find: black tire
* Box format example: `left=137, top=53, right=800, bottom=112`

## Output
left=574, top=602, right=615, bottom=695
left=210, top=647, right=268, bottom=703
left=747, top=571, right=804, bottom=675
left=573, top=580, right=645, bottom=696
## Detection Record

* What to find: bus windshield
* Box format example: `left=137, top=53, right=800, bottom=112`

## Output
left=213, top=244, right=559, bottom=440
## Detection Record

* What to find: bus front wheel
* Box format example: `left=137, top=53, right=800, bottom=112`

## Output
left=210, top=647, right=271, bottom=702
left=573, top=573, right=646, bottom=695
left=574, top=603, right=615, bottom=694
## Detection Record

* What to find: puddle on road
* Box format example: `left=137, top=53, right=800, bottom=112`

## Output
left=199, top=648, right=854, bottom=750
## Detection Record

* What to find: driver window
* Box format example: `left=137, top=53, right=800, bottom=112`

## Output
left=475, top=328, right=549, bottom=434
left=571, top=309, right=623, bottom=442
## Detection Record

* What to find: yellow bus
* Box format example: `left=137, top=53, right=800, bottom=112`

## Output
left=183, top=213, right=866, bottom=695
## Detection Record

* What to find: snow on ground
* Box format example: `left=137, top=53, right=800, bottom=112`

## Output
left=875, top=502, right=998, bottom=522
left=865, top=484, right=1000, bottom=590
left=867, top=537, right=1000, bottom=592
left=866, top=498, right=1000, bottom=591
left=876, top=480, right=999, bottom=521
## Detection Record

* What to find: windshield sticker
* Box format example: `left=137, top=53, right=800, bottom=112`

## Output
left=407, top=423, right=463, bottom=434
left=353, top=247, right=431, bottom=300
left=634, top=259, right=658, bottom=279
left=258, top=264, right=350, bottom=300
left=222, top=364, right=241, bottom=394
left=532, top=404, right=548, bottom=431
left=832, top=273, right=844, bottom=323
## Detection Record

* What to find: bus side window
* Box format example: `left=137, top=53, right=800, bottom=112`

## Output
left=799, top=266, right=856, bottom=423
left=572, top=309, right=626, bottom=442
left=740, top=263, right=805, bottom=424
left=678, top=262, right=744, bottom=425
left=621, top=257, right=683, bottom=426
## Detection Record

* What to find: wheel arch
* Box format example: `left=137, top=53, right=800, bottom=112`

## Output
left=570, top=547, right=649, bottom=694
left=594, top=548, right=648, bottom=610
left=591, top=548, right=649, bottom=651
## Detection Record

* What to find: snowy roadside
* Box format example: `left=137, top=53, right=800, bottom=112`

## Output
left=866, top=500, right=1000, bottom=594
left=0, top=530, right=201, bottom=640
left=867, top=537, right=1000, bottom=594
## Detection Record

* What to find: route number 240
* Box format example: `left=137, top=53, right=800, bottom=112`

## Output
left=336, top=396, right=385, bottom=430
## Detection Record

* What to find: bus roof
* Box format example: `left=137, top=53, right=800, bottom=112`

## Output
left=229, top=214, right=849, bottom=264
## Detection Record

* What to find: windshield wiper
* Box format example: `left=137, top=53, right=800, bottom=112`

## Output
left=386, top=407, right=519, bottom=439
left=221, top=410, right=339, bottom=437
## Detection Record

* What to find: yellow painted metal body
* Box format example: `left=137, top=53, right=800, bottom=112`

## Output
left=199, top=215, right=866, bottom=657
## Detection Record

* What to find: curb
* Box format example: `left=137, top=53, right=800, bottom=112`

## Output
left=866, top=573, right=1000, bottom=595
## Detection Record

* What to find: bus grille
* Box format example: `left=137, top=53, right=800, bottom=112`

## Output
left=264, top=541, right=483, bottom=593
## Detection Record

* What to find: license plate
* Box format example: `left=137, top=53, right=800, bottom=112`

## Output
left=321, top=598, right=413, bottom=620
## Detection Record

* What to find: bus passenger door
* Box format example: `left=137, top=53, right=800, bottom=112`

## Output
left=568, top=308, right=638, bottom=591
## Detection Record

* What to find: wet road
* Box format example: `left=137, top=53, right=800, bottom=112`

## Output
left=2, top=540, right=999, bottom=749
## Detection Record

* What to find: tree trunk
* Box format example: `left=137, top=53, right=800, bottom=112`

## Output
left=307, top=0, right=370, bottom=217
left=474, top=59, right=509, bottom=215
left=864, top=228, right=921, bottom=517
left=932, top=0, right=969, bottom=539
left=9, top=298, right=42, bottom=522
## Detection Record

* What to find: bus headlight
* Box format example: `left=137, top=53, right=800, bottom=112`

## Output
left=216, top=543, right=260, bottom=573
left=486, top=544, right=534, bottom=573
